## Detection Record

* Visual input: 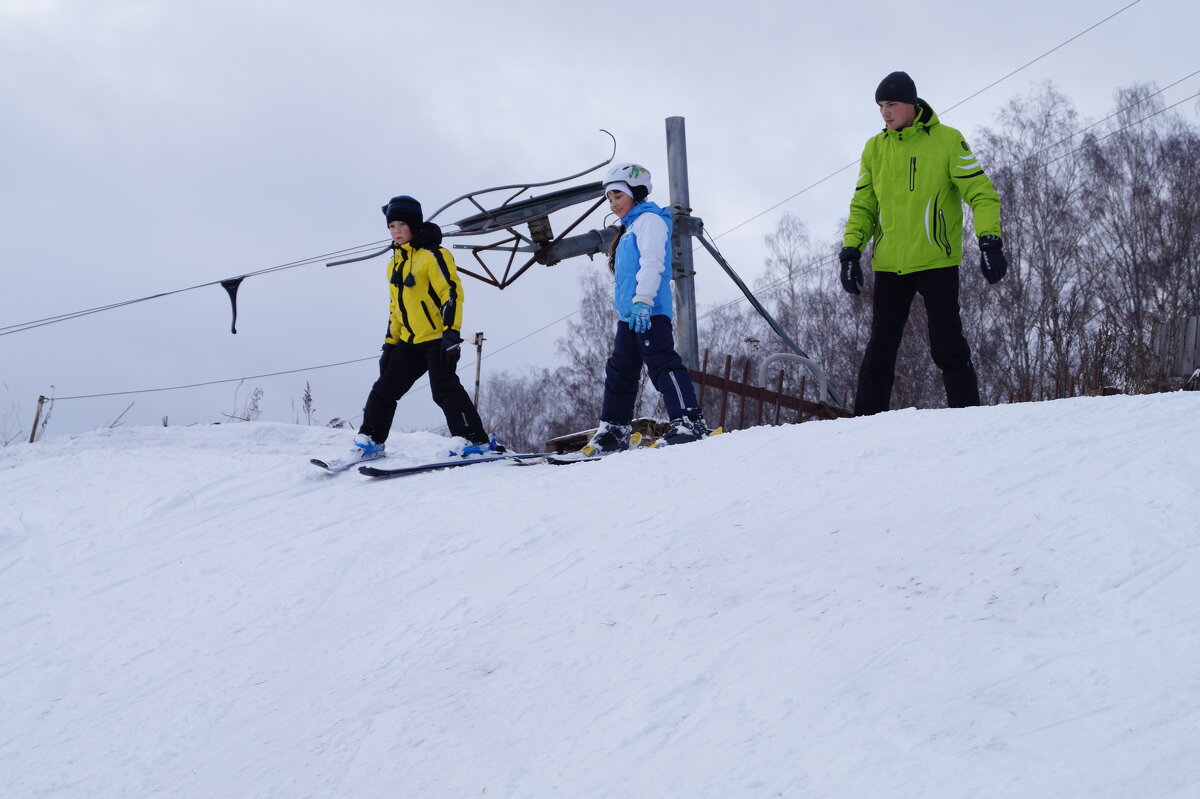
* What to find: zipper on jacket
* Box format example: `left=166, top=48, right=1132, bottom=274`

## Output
left=394, top=248, right=416, bottom=341
left=909, top=157, right=917, bottom=192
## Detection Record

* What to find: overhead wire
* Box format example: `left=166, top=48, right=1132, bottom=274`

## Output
left=0, top=240, right=388, bottom=336
left=5, top=0, right=1151, bottom=342
left=701, top=71, right=1200, bottom=319
left=21, top=0, right=1177, bottom=410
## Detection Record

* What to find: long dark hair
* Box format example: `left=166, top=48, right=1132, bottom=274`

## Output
left=606, top=225, right=625, bottom=274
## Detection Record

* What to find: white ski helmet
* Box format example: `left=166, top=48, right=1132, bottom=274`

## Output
left=602, top=163, right=652, bottom=201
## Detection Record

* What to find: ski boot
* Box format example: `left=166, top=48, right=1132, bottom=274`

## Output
left=352, top=433, right=386, bottom=461
left=659, top=414, right=711, bottom=446
left=455, top=433, right=506, bottom=458
left=581, top=421, right=632, bottom=457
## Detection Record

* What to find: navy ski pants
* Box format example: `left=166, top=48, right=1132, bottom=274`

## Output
left=854, top=265, right=980, bottom=416
left=601, top=316, right=700, bottom=424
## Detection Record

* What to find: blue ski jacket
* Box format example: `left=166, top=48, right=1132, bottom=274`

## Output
left=613, top=201, right=674, bottom=320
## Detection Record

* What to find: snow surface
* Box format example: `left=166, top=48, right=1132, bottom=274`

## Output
left=2, top=392, right=1198, bottom=798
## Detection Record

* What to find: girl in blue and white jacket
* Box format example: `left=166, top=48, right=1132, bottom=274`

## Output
left=582, top=163, right=709, bottom=454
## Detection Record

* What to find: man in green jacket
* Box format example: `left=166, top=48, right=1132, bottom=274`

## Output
left=840, top=71, right=1007, bottom=415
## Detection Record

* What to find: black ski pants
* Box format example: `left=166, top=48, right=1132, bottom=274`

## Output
left=601, top=316, right=700, bottom=424
left=359, top=340, right=486, bottom=444
left=854, top=266, right=980, bottom=416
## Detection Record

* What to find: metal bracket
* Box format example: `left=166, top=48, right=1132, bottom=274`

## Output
left=326, top=131, right=618, bottom=289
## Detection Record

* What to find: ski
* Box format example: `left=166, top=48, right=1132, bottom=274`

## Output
left=358, top=452, right=551, bottom=479
left=543, top=432, right=645, bottom=465
left=543, top=453, right=609, bottom=465
left=310, top=453, right=388, bottom=473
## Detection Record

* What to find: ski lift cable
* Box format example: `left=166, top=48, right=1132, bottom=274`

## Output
left=700, top=0, right=1149, bottom=247
left=1037, top=89, right=1200, bottom=168
left=940, top=0, right=1145, bottom=117
left=48, top=356, right=379, bottom=401
left=46, top=307, right=586, bottom=403
left=15, top=3, right=1166, bottom=410
left=702, top=74, right=1200, bottom=316
left=0, top=240, right=388, bottom=336
left=1014, top=70, right=1199, bottom=168
left=39, top=80, right=1190, bottom=405
left=2, top=132, right=619, bottom=337
left=3, top=3, right=1148, bottom=339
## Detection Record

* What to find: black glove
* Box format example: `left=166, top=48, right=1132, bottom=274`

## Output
left=411, top=222, right=444, bottom=251
left=979, top=235, right=1007, bottom=284
left=378, top=342, right=395, bottom=375
left=839, top=247, right=863, bottom=295
left=441, top=330, right=463, bottom=367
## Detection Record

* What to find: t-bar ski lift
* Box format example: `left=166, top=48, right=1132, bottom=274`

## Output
left=328, top=122, right=848, bottom=413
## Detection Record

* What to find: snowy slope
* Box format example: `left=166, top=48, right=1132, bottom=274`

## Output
left=1, top=393, right=1198, bottom=798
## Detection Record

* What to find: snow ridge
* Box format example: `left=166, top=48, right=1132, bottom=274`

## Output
left=2, top=393, right=1198, bottom=798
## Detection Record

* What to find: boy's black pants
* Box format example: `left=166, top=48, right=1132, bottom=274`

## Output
left=854, top=266, right=980, bottom=416
left=359, top=340, right=486, bottom=444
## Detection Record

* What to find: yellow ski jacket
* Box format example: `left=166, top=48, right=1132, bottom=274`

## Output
left=384, top=243, right=465, bottom=345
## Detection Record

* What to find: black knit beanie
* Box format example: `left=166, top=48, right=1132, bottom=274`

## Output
left=381, top=195, right=423, bottom=229
left=875, top=71, right=918, bottom=106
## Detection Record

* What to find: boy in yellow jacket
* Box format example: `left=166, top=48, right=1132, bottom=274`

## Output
left=840, top=71, right=1007, bottom=415
left=352, top=195, right=494, bottom=459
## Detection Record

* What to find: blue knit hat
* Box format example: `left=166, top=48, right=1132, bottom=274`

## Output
left=382, top=195, right=423, bottom=229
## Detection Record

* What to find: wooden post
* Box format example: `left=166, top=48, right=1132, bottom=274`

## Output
left=719, top=354, right=732, bottom=430
left=738, top=358, right=751, bottom=430
left=29, top=395, right=46, bottom=443
left=471, top=332, right=485, bottom=407
left=755, top=359, right=766, bottom=427
left=774, top=371, right=784, bottom=425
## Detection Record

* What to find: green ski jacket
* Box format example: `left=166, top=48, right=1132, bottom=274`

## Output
left=843, top=100, right=1001, bottom=273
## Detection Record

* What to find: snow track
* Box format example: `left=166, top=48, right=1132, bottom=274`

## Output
left=1, top=393, right=1198, bottom=798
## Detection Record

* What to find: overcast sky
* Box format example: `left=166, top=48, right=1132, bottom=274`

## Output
left=2, top=0, right=1197, bottom=440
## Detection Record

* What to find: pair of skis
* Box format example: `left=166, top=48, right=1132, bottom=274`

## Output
left=354, top=446, right=642, bottom=478
left=312, top=428, right=722, bottom=479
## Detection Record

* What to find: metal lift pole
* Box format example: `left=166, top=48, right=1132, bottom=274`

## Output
left=666, top=116, right=700, bottom=370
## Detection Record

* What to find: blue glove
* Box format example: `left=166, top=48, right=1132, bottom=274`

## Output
left=627, top=302, right=652, bottom=333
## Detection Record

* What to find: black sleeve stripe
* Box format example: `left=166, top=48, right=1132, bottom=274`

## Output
left=855, top=183, right=872, bottom=191
left=429, top=248, right=458, bottom=327
left=953, top=170, right=985, bottom=180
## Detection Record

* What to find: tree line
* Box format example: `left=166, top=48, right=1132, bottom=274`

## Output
left=481, top=83, right=1200, bottom=451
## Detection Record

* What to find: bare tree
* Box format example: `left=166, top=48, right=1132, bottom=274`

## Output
left=478, top=367, right=560, bottom=452
left=552, top=267, right=620, bottom=431
left=974, top=82, right=1098, bottom=401
left=1083, top=84, right=1200, bottom=391
left=482, top=266, right=645, bottom=449
left=480, top=82, right=1199, bottom=436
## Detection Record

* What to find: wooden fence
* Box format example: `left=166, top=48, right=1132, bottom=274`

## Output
left=689, top=350, right=851, bottom=432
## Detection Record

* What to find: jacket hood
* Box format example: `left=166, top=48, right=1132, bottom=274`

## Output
left=882, top=98, right=939, bottom=137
